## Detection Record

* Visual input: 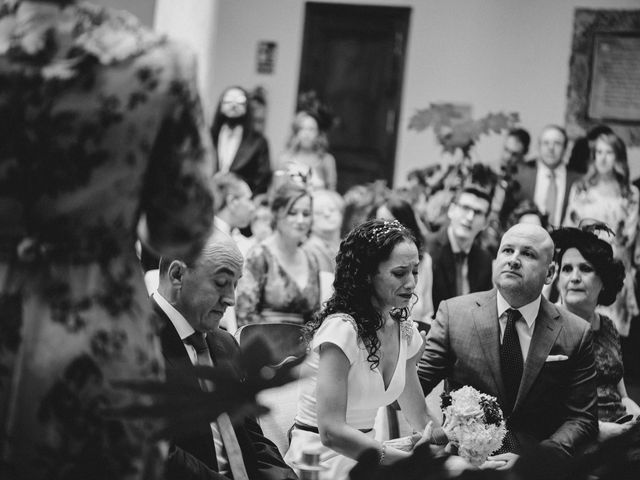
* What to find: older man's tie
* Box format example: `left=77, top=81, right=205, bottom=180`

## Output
left=500, top=309, right=523, bottom=413
left=545, top=169, right=558, bottom=226
left=186, top=332, right=250, bottom=480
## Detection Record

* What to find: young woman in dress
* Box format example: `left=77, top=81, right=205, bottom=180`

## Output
left=563, top=132, right=640, bottom=337
left=235, top=180, right=321, bottom=325
left=285, top=219, right=441, bottom=479
left=552, top=225, right=640, bottom=441
left=279, top=111, right=337, bottom=191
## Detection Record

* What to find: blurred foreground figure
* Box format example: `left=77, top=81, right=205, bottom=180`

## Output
left=0, top=1, right=214, bottom=478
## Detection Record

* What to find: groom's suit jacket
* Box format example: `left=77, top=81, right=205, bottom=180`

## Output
left=417, top=289, right=597, bottom=461
left=152, top=298, right=297, bottom=480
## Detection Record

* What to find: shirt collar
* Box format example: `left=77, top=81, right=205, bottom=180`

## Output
left=447, top=225, right=471, bottom=255
left=537, top=161, right=566, bottom=179
left=496, top=290, right=540, bottom=329
left=214, top=216, right=232, bottom=235
left=153, top=291, right=196, bottom=341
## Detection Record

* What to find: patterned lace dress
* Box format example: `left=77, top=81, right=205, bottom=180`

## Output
left=235, top=242, right=321, bottom=326
left=593, top=315, right=627, bottom=422
left=0, top=2, right=214, bottom=479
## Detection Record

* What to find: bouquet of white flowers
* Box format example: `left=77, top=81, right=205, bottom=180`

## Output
left=441, top=385, right=507, bottom=467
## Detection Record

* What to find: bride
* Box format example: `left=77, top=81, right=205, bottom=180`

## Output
left=285, top=219, right=442, bottom=479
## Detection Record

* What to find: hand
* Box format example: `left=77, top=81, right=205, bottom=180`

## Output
left=413, top=421, right=433, bottom=449
left=621, top=396, right=640, bottom=416
left=485, top=452, right=519, bottom=470
left=598, top=420, right=632, bottom=441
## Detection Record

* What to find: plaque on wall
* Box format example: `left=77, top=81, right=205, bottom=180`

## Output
left=588, top=34, right=640, bottom=122
left=566, top=9, right=640, bottom=147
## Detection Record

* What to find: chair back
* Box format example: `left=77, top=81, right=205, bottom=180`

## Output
left=235, top=322, right=306, bottom=367
left=234, top=322, right=306, bottom=456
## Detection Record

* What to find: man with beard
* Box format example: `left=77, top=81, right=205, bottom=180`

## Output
left=211, top=86, right=272, bottom=194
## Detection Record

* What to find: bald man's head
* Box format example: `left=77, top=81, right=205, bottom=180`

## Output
left=493, top=223, right=555, bottom=308
left=159, top=229, right=244, bottom=333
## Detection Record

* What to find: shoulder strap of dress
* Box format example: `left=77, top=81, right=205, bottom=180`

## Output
left=325, top=313, right=358, bottom=332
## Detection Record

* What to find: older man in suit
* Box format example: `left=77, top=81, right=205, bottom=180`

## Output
left=152, top=231, right=297, bottom=480
left=418, top=223, right=597, bottom=476
left=501, top=125, right=581, bottom=228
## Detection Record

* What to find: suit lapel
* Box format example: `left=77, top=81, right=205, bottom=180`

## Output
left=471, top=290, right=506, bottom=401
left=230, top=132, right=257, bottom=172
left=439, top=231, right=457, bottom=295
left=514, top=297, right=562, bottom=410
left=152, top=297, right=202, bottom=390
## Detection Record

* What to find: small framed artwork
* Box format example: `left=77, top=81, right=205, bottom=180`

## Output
left=256, top=41, right=277, bottom=74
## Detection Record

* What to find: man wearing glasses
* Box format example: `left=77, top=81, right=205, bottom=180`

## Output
left=425, top=185, right=494, bottom=316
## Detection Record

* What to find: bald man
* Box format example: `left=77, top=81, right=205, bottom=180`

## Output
left=418, top=224, right=597, bottom=475
left=153, top=230, right=297, bottom=480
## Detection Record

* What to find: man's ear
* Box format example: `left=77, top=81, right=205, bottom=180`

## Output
left=544, top=262, right=556, bottom=285
left=168, top=260, right=187, bottom=286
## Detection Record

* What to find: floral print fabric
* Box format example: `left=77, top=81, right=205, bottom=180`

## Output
left=235, top=243, right=321, bottom=326
left=0, top=1, right=214, bottom=479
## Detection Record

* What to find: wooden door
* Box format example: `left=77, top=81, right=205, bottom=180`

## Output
left=298, top=2, right=410, bottom=193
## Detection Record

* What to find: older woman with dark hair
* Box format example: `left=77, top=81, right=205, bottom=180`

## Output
left=235, top=179, right=321, bottom=325
left=552, top=225, right=640, bottom=441
left=284, top=219, right=442, bottom=479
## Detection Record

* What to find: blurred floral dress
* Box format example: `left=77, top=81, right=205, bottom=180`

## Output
left=235, top=243, right=321, bottom=326
left=564, top=183, right=640, bottom=336
left=0, top=1, right=214, bottom=479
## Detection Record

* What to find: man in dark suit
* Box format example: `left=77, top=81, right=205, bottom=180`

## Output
left=501, top=125, right=582, bottom=228
left=426, top=185, right=494, bottom=315
left=210, top=86, right=272, bottom=194
left=152, top=231, right=297, bottom=480
left=418, top=223, right=597, bottom=476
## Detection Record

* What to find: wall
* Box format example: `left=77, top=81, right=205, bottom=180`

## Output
left=93, top=0, right=156, bottom=26
left=211, top=0, right=640, bottom=185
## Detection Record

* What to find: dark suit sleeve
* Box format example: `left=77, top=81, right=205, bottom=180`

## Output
left=417, top=300, right=454, bottom=395
left=242, top=415, right=299, bottom=480
left=252, top=136, right=272, bottom=195
left=166, top=445, right=229, bottom=480
left=541, top=325, right=598, bottom=458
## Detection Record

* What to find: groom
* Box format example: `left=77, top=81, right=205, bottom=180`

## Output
left=418, top=223, right=597, bottom=475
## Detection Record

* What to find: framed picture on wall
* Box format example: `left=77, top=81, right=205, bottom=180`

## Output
left=587, top=33, right=640, bottom=122
left=566, top=9, right=640, bottom=146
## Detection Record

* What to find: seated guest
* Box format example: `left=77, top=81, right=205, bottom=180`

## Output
left=305, top=188, right=345, bottom=274
left=425, top=185, right=493, bottom=316
left=506, top=199, right=548, bottom=230
left=372, top=193, right=433, bottom=327
left=153, top=231, right=297, bottom=480
left=552, top=225, right=640, bottom=440
left=285, top=219, right=441, bottom=479
left=418, top=223, right=598, bottom=475
left=236, top=180, right=321, bottom=325
left=211, top=172, right=255, bottom=256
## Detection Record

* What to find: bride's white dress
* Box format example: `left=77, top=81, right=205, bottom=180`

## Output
left=284, top=313, right=422, bottom=479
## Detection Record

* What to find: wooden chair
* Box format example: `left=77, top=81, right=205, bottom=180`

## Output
left=234, top=322, right=306, bottom=455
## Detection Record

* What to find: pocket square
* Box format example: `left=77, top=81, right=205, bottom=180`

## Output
left=545, top=354, right=568, bottom=362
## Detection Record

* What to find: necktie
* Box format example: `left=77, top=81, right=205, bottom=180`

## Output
left=500, top=309, right=523, bottom=413
left=185, top=333, right=250, bottom=480
left=545, top=169, right=558, bottom=226
left=454, top=251, right=467, bottom=296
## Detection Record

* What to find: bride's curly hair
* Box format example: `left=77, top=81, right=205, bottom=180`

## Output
left=303, top=219, right=418, bottom=370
